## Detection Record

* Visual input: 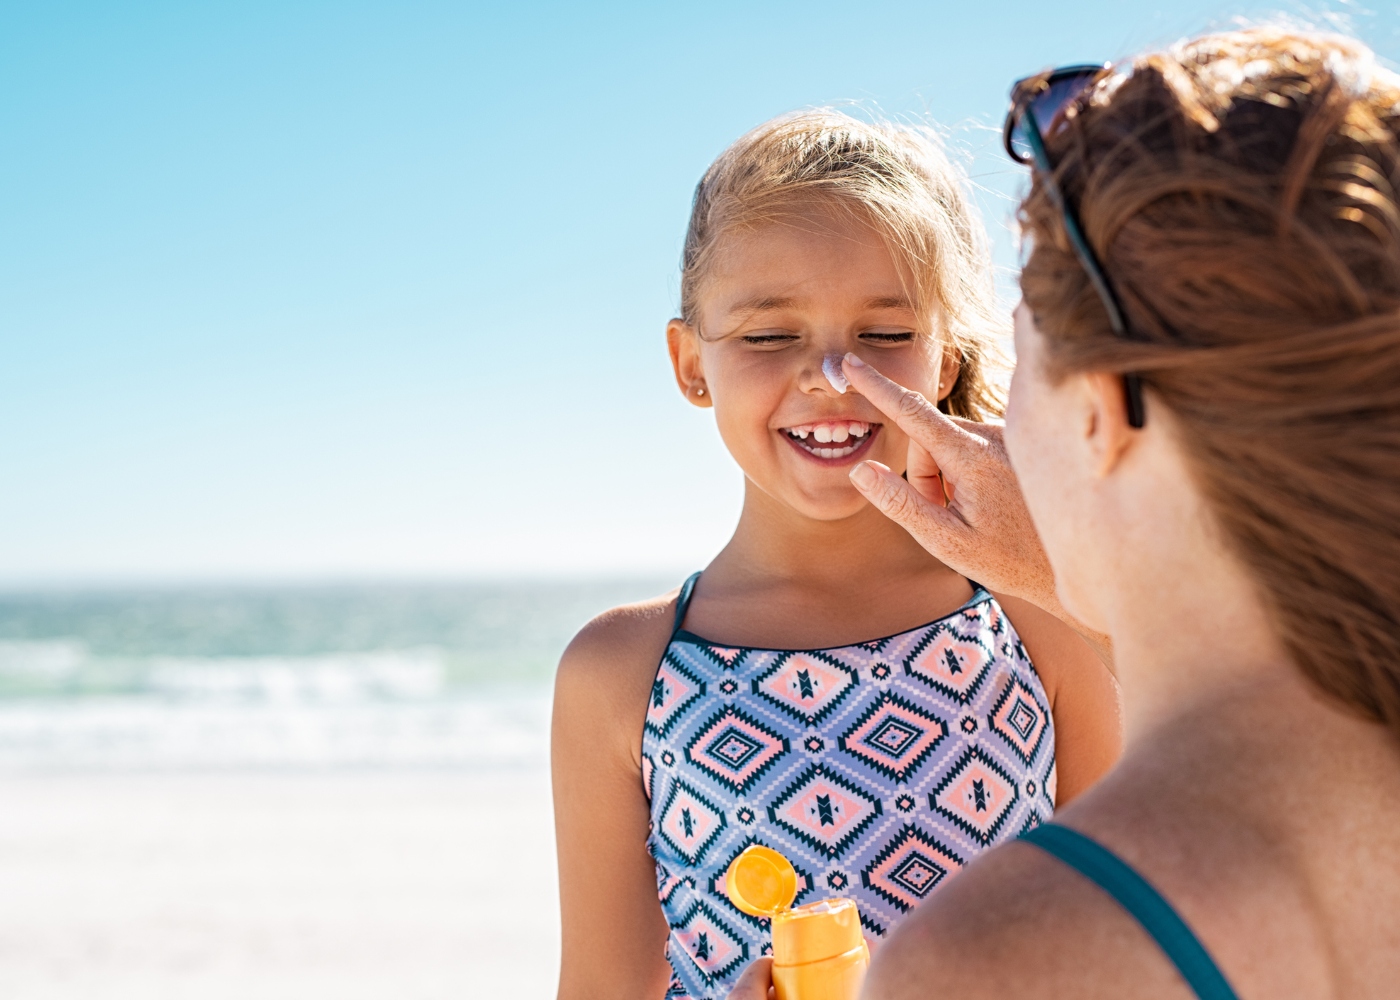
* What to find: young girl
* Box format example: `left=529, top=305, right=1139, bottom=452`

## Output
left=552, top=110, right=1121, bottom=1000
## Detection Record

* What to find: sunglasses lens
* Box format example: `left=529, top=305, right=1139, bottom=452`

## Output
left=1008, top=70, right=1103, bottom=162
left=1006, top=114, right=1036, bottom=161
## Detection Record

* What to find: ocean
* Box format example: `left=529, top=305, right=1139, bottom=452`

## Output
left=0, top=579, right=672, bottom=770
left=0, top=579, right=675, bottom=998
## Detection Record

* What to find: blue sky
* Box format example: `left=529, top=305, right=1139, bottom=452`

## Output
left=1, top=1, right=1394, bottom=582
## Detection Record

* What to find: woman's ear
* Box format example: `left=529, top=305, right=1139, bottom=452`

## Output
left=667, top=318, right=712, bottom=408
left=1082, top=370, right=1137, bottom=477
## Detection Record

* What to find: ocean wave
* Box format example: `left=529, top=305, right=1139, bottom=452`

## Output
left=0, top=688, right=553, bottom=771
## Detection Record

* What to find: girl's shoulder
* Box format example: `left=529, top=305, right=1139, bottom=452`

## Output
left=552, top=586, right=684, bottom=764
left=558, top=587, right=681, bottom=689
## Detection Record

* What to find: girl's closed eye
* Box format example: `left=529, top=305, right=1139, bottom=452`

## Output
left=859, top=330, right=916, bottom=345
left=740, top=330, right=801, bottom=347
left=737, top=330, right=912, bottom=347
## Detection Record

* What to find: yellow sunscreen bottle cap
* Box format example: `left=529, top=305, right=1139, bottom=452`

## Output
left=725, top=845, right=799, bottom=918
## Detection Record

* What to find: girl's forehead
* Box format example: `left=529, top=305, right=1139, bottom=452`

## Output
left=701, top=216, right=918, bottom=319
left=716, top=208, right=887, bottom=262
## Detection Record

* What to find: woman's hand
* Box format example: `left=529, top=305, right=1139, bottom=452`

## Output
left=727, top=957, right=775, bottom=1000
left=841, top=353, right=1110, bottom=661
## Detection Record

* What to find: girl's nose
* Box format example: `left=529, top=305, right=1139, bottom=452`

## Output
left=821, top=354, right=850, bottom=393
left=798, top=347, right=848, bottom=395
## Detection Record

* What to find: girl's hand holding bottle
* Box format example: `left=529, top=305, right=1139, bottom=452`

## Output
left=726, top=957, right=774, bottom=1000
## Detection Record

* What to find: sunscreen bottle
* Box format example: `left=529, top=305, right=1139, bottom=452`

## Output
left=725, top=845, right=870, bottom=1000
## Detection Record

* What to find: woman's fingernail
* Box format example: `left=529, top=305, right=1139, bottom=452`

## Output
left=849, top=462, right=876, bottom=489
left=843, top=352, right=866, bottom=368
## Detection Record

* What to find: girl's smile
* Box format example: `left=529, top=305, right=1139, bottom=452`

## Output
left=779, top=420, right=881, bottom=464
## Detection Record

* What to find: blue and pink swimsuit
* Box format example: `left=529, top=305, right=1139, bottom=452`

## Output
left=642, top=573, right=1057, bottom=999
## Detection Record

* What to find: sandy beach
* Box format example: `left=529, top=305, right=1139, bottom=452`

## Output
left=0, top=679, right=564, bottom=999
left=0, top=766, right=559, bottom=999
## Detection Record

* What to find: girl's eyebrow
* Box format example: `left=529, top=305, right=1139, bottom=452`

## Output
left=865, top=295, right=914, bottom=310
left=727, top=294, right=798, bottom=314
left=725, top=294, right=913, bottom=315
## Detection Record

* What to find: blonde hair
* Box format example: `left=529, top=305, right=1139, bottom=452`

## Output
left=679, top=109, right=1007, bottom=420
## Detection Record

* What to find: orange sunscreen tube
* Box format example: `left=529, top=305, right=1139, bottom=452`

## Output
left=725, top=845, right=870, bottom=1000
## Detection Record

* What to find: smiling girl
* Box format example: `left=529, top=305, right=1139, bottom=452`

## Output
left=551, top=110, right=1122, bottom=1000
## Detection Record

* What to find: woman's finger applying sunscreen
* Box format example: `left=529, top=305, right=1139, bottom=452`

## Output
left=840, top=353, right=975, bottom=477
left=841, top=355, right=1059, bottom=614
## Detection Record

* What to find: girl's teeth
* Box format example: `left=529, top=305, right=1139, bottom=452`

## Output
left=782, top=422, right=873, bottom=454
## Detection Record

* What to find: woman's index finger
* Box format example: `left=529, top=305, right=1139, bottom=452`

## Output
left=841, top=353, right=974, bottom=466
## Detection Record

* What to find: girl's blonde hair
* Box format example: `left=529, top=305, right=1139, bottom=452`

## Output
left=679, top=109, right=1007, bottom=420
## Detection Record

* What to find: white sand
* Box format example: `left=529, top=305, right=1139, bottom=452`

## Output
left=0, top=767, right=560, bottom=999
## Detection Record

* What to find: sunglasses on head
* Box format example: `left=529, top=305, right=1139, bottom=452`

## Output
left=1003, top=64, right=1146, bottom=428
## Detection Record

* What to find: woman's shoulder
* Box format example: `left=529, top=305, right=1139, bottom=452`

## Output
left=868, top=754, right=1346, bottom=1000
left=553, top=586, right=684, bottom=749
left=862, top=834, right=1198, bottom=1000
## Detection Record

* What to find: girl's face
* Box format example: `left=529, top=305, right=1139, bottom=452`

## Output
left=668, top=207, right=956, bottom=521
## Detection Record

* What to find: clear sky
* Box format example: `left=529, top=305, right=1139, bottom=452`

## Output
left=2, top=1, right=1395, bottom=583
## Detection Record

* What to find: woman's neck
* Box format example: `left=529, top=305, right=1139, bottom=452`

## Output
left=1105, top=561, right=1290, bottom=748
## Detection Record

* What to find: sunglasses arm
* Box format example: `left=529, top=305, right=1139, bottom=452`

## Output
left=1020, top=114, right=1147, bottom=428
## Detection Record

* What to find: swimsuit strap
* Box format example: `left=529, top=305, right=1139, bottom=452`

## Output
left=672, top=572, right=702, bottom=637
left=1020, top=823, right=1239, bottom=1000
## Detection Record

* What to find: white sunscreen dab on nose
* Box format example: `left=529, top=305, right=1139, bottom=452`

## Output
left=822, top=354, right=849, bottom=394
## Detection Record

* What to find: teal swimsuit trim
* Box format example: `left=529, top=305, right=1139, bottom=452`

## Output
left=673, top=571, right=701, bottom=635
left=1019, top=823, right=1240, bottom=1000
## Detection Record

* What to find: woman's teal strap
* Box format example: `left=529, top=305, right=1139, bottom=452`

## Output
left=673, top=572, right=702, bottom=636
left=1019, top=823, right=1240, bottom=1000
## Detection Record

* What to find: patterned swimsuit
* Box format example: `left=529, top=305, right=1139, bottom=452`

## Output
left=642, top=574, right=1057, bottom=999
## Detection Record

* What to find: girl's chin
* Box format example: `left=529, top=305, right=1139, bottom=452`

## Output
left=782, top=487, right=883, bottom=523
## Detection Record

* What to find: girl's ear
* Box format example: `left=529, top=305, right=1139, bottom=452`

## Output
left=667, top=319, right=712, bottom=409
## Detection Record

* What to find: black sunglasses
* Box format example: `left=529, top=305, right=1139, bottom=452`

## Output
left=1004, top=64, right=1146, bottom=428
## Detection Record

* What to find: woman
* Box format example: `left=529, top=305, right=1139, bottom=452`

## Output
left=760, top=26, right=1400, bottom=999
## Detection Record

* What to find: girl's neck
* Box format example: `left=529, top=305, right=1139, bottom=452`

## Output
left=709, top=480, right=950, bottom=591
left=684, top=485, right=969, bottom=647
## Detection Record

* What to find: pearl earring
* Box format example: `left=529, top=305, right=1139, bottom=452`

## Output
left=695, top=387, right=705, bottom=396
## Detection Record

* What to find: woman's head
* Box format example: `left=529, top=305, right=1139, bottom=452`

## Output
left=1009, top=28, right=1400, bottom=731
left=669, top=109, right=1004, bottom=520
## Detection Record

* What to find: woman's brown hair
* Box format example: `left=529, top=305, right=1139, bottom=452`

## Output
left=1019, top=28, right=1400, bottom=732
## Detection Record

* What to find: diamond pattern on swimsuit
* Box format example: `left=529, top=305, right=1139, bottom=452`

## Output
left=644, top=587, right=1056, bottom=1000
